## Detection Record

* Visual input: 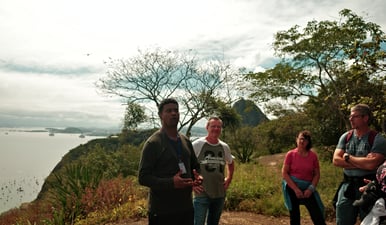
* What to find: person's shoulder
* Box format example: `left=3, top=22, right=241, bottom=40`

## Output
left=178, top=133, right=195, bottom=147
left=285, top=148, right=297, bottom=156
left=374, top=132, right=386, bottom=142
left=192, top=136, right=206, bottom=144
left=284, top=149, right=297, bottom=162
left=179, top=133, right=192, bottom=142
left=219, top=139, right=230, bottom=148
left=374, top=132, right=385, bottom=138
left=309, top=149, right=319, bottom=157
left=288, top=148, right=297, bottom=153
left=146, top=130, right=163, bottom=142
left=337, top=130, right=351, bottom=143
left=342, top=130, right=351, bottom=138
left=218, top=139, right=228, bottom=145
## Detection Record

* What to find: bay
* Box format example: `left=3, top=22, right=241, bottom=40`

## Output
left=0, top=128, right=105, bottom=214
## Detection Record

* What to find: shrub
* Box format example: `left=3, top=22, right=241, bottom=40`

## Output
left=74, top=176, right=147, bottom=225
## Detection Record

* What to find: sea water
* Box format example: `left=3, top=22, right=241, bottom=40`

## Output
left=0, top=128, right=104, bottom=214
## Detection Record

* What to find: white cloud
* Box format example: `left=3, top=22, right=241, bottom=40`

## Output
left=0, top=72, right=125, bottom=128
left=0, top=0, right=385, bottom=128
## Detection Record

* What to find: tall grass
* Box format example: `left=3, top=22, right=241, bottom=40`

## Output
left=225, top=150, right=342, bottom=221
left=0, top=175, right=147, bottom=225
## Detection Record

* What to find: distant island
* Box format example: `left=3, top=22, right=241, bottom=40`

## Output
left=2, top=125, right=208, bottom=138
left=24, top=127, right=121, bottom=137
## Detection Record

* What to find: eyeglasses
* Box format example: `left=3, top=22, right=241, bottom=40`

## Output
left=349, top=114, right=363, bottom=119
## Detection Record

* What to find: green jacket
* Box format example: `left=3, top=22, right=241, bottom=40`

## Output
left=138, top=130, right=200, bottom=215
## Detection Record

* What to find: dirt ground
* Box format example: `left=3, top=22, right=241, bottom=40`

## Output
left=219, top=211, right=336, bottom=225
left=112, top=211, right=336, bottom=225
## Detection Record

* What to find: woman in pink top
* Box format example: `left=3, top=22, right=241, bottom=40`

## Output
left=282, top=130, right=325, bottom=225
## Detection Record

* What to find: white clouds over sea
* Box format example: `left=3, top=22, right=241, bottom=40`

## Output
left=1, top=0, right=385, bottom=128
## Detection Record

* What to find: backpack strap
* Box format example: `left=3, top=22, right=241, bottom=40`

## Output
left=368, top=130, right=378, bottom=147
left=345, top=129, right=378, bottom=147
left=346, top=129, right=354, bottom=143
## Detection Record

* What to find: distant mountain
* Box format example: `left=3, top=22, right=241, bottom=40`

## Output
left=45, top=127, right=120, bottom=136
left=233, top=98, right=269, bottom=126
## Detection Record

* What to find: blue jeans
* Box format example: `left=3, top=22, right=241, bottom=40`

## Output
left=193, top=196, right=225, bottom=225
left=335, top=182, right=366, bottom=225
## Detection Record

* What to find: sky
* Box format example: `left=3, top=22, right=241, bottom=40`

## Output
left=1, top=0, right=385, bottom=129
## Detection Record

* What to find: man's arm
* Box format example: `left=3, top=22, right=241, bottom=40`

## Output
left=138, top=140, right=175, bottom=189
left=224, top=161, right=234, bottom=190
left=333, top=147, right=384, bottom=170
left=332, top=148, right=356, bottom=169
left=345, top=152, right=384, bottom=171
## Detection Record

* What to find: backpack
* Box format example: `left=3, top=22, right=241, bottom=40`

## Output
left=345, top=129, right=378, bottom=148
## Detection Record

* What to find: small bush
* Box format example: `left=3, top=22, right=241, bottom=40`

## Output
left=74, top=176, right=147, bottom=225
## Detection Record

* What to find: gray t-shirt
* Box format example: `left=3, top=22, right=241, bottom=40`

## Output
left=336, top=130, right=386, bottom=177
left=192, top=137, right=233, bottom=198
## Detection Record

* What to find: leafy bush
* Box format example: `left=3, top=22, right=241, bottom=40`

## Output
left=0, top=175, right=147, bottom=225
left=74, top=176, right=147, bottom=225
left=48, top=164, right=103, bottom=224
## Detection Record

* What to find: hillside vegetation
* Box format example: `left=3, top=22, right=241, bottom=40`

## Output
left=1, top=8, right=384, bottom=224
left=0, top=130, right=341, bottom=225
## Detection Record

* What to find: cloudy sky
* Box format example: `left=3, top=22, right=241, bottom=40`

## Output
left=1, top=0, right=385, bottom=129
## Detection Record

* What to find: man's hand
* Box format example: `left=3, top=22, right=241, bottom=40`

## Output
left=193, top=184, right=204, bottom=194
left=192, top=169, right=204, bottom=194
left=359, top=178, right=372, bottom=192
left=192, top=169, right=203, bottom=185
left=173, top=170, right=193, bottom=189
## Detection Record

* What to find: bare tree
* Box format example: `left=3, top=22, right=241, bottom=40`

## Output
left=96, top=47, right=237, bottom=135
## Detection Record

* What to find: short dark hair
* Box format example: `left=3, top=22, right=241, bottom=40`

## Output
left=298, top=130, right=312, bottom=151
left=158, top=98, right=178, bottom=115
left=351, top=104, right=373, bottom=124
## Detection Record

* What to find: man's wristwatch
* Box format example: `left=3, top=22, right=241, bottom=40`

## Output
left=344, top=153, right=350, bottom=162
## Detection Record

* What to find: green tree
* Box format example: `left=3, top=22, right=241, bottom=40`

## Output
left=96, top=48, right=236, bottom=136
left=226, top=126, right=258, bottom=163
left=244, top=9, right=386, bottom=137
left=123, top=102, right=147, bottom=131
left=256, top=112, right=316, bottom=155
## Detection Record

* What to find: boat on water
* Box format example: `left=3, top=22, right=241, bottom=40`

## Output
left=79, top=134, right=85, bottom=138
left=49, top=132, right=54, bottom=136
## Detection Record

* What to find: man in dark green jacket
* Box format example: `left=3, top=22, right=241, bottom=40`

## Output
left=138, top=98, right=203, bottom=225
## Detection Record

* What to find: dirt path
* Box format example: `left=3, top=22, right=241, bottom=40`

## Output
left=220, top=211, right=336, bottom=225
left=113, top=211, right=336, bottom=225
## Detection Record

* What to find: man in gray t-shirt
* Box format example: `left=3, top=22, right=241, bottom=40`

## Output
left=332, top=104, right=386, bottom=225
left=192, top=116, right=234, bottom=225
